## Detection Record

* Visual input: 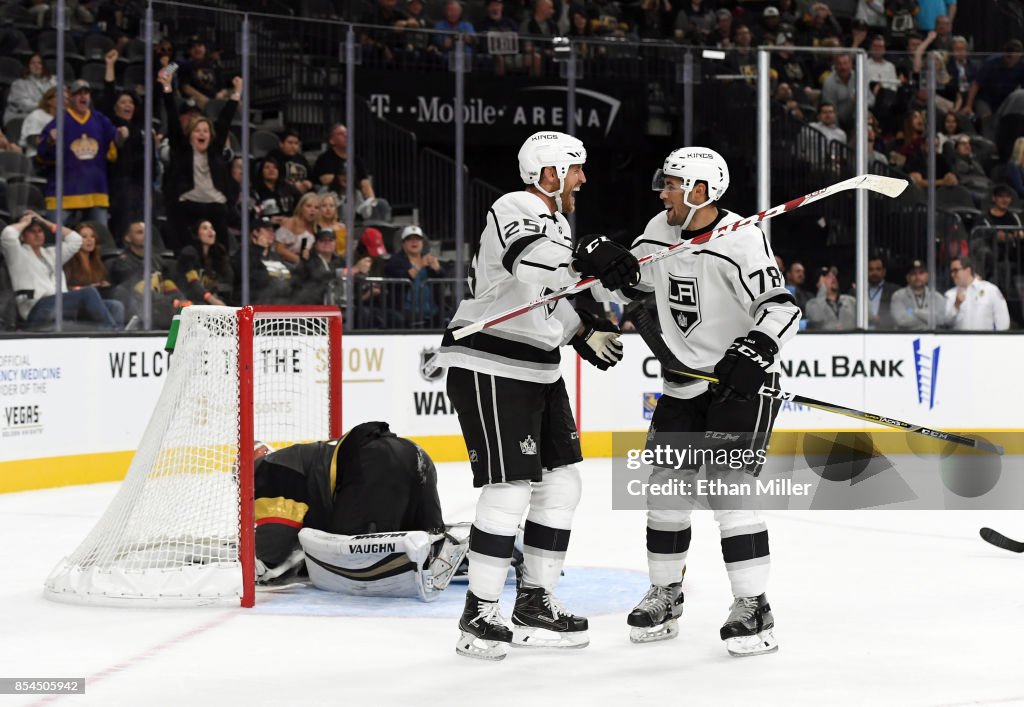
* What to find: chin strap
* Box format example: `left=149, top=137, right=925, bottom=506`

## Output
left=535, top=176, right=566, bottom=212
left=679, top=188, right=711, bottom=230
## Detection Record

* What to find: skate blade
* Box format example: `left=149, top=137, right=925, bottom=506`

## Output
left=456, top=632, right=509, bottom=661
left=511, top=625, right=590, bottom=649
left=725, top=629, right=778, bottom=657
left=629, top=619, right=679, bottom=644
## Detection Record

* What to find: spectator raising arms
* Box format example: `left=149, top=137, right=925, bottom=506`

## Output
left=37, top=80, right=128, bottom=228
left=177, top=220, right=233, bottom=306
left=101, top=49, right=149, bottom=247
left=159, top=68, right=240, bottom=253
left=3, top=54, right=56, bottom=126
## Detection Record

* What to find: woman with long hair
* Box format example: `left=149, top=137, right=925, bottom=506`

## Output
left=63, top=222, right=126, bottom=327
left=316, top=192, right=347, bottom=258
left=177, top=219, right=233, bottom=305
left=3, top=54, right=56, bottom=125
left=252, top=155, right=299, bottom=224
left=158, top=68, right=240, bottom=253
left=274, top=192, right=319, bottom=268
left=101, top=49, right=148, bottom=246
left=887, top=109, right=925, bottom=168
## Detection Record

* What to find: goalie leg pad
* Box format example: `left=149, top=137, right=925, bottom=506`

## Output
left=299, top=528, right=439, bottom=601
left=429, top=522, right=471, bottom=592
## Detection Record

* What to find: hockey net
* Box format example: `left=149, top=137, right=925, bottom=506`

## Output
left=44, top=305, right=342, bottom=607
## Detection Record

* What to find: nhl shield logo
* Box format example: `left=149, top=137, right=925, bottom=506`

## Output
left=420, top=348, right=444, bottom=382
left=667, top=275, right=701, bottom=336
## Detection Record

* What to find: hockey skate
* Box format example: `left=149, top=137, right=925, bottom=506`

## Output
left=720, top=594, right=778, bottom=657
left=627, top=583, right=684, bottom=644
left=511, top=587, right=589, bottom=649
left=456, top=591, right=513, bottom=661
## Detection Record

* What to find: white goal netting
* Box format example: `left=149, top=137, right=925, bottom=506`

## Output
left=44, top=306, right=339, bottom=607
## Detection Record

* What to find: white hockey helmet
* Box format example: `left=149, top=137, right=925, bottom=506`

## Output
left=518, top=131, right=587, bottom=212
left=652, top=147, right=730, bottom=228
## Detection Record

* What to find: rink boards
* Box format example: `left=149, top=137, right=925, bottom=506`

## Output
left=0, top=332, right=1021, bottom=492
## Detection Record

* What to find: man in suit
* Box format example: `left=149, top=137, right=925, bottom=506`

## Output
left=862, top=255, right=901, bottom=329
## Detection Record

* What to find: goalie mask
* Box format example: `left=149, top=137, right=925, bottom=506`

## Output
left=518, top=131, right=587, bottom=213
left=652, top=147, right=730, bottom=230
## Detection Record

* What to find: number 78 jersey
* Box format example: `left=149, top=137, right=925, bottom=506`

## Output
left=614, top=209, right=801, bottom=383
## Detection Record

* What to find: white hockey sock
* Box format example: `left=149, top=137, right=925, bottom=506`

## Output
left=468, top=481, right=531, bottom=602
left=521, top=466, right=581, bottom=592
left=646, top=517, right=691, bottom=587
left=717, top=511, right=770, bottom=597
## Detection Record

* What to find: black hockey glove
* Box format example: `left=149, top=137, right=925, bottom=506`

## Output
left=571, top=309, right=623, bottom=371
left=572, top=235, right=641, bottom=292
left=710, top=331, right=778, bottom=403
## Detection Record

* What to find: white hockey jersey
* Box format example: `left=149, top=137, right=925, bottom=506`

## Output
left=436, top=191, right=582, bottom=383
left=595, top=209, right=801, bottom=399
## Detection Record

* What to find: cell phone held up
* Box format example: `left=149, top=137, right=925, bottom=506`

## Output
left=164, top=61, right=179, bottom=77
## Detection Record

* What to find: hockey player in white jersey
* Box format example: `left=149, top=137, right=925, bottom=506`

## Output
left=435, top=131, right=640, bottom=660
left=592, top=147, right=800, bottom=657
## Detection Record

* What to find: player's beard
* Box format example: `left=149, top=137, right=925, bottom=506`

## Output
left=560, top=184, right=578, bottom=213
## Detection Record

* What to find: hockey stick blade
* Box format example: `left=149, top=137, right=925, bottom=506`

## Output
left=979, top=527, right=1024, bottom=553
left=627, top=304, right=1003, bottom=456
left=452, top=174, right=908, bottom=340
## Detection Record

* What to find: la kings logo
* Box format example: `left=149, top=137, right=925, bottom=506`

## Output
left=668, top=275, right=701, bottom=336
left=541, top=287, right=557, bottom=318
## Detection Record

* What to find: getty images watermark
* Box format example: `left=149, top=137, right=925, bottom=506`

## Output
left=610, top=430, right=1024, bottom=511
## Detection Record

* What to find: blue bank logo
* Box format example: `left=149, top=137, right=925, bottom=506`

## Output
left=642, top=392, right=661, bottom=420
left=912, top=339, right=941, bottom=409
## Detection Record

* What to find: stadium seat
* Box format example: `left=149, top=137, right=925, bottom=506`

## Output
left=0, top=57, right=24, bottom=87
left=251, top=129, right=280, bottom=159
left=0, top=152, right=41, bottom=183
left=43, top=58, right=76, bottom=81
left=121, top=62, right=147, bottom=91
left=80, top=61, right=107, bottom=91
left=91, top=222, right=121, bottom=257
left=82, top=33, right=116, bottom=61
left=4, top=182, right=45, bottom=215
left=2, top=121, right=21, bottom=151
left=37, top=30, right=85, bottom=66
left=936, top=185, right=983, bottom=219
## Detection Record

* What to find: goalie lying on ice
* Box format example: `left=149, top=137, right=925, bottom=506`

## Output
left=254, top=420, right=468, bottom=600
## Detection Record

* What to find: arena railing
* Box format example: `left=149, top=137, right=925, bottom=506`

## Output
left=10, top=0, right=1022, bottom=333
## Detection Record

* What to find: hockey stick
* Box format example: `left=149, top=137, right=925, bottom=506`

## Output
left=625, top=303, right=1005, bottom=456
left=979, top=527, right=1024, bottom=553
left=452, top=174, right=908, bottom=340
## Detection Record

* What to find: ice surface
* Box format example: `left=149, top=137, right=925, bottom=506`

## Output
left=2, top=459, right=1023, bottom=707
